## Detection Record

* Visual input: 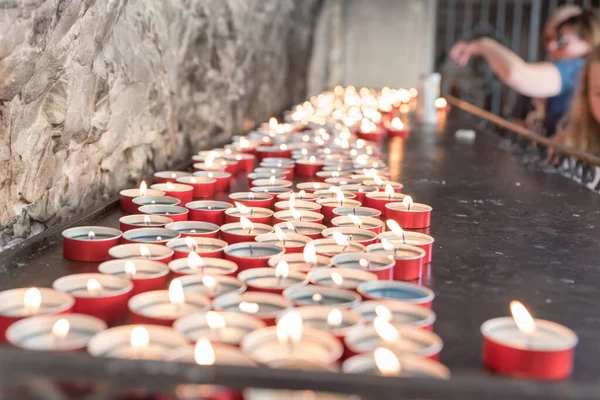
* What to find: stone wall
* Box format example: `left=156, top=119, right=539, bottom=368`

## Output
left=0, top=0, right=321, bottom=247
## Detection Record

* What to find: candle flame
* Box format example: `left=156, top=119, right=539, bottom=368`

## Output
left=327, top=308, right=343, bottom=328
left=274, top=226, right=287, bottom=242
left=276, top=311, right=303, bottom=345
left=248, top=192, right=255, bottom=200
left=348, top=214, right=362, bottom=228
left=386, top=220, right=404, bottom=238
left=202, top=275, right=217, bottom=290
left=403, top=196, right=413, bottom=210
left=290, top=205, right=302, bottom=221
left=166, top=182, right=175, bottom=192
left=331, top=271, right=344, bottom=287
left=171, top=173, right=177, bottom=179
left=435, top=97, right=448, bottom=109
left=312, top=183, right=320, bottom=190
left=240, top=217, right=254, bottom=232
left=140, top=244, right=151, bottom=258
left=303, top=242, right=317, bottom=265
left=375, top=305, right=393, bottom=321
left=184, top=237, right=198, bottom=250
left=205, top=311, right=226, bottom=329
left=275, top=260, right=290, bottom=280
left=130, top=326, right=149, bottom=349
left=235, top=201, right=252, bottom=216
left=125, top=261, right=137, bottom=277
left=168, top=278, right=185, bottom=306
left=239, top=301, right=259, bottom=314
left=279, top=144, right=288, bottom=151
left=374, top=347, right=401, bottom=376
left=385, top=184, right=395, bottom=199
left=390, top=118, right=404, bottom=130
left=309, top=155, right=316, bottom=163
left=23, top=287, right=42, bottom=311
left=190, top=177, right=197, bottom=184
left=359, top=258, right=370, bottom=269
left=289, top=193, right=296, bottom=210
left=87, top=279, right=103, bottom=295
left=88, top=231, right=96, bottom=240
left=205, top=155, right=215, bottom=168
left=298, top=190, right=306, bottom=199
left=52, top=318, right=70, bottom=338
left=269, top=117, right=278, bottom=130
left=188, top=252, right=204, bottom=270
left=143, top=215, right=151, bottom=225
left=380, top=238, right=396, bottom=252
left=312, top=293, right=323, bottom=302
left=335, top=190, right=345, bottom=206
left=373, top=317, right=399, bottom=344
left=373, top=175, right=384, bottom=186
left=510, top=301, right=536, bottom=335
left=269, top=176, right=276, bottom=186
left=140, top=181, right=147, bottom=196
left=332, top=231, right=349, bottom=246
left=194, top=338, right=216, bottom=366
left=240, top=137, right=250, bottom=149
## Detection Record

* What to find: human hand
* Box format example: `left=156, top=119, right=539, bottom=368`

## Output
left=450, top=41, right=478, bottom=66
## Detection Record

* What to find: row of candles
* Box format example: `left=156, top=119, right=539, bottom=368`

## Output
left=0, top=87, right=577, bottom=393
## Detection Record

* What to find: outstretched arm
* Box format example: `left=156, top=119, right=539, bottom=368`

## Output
left=450, top=38, right=562, bottom=98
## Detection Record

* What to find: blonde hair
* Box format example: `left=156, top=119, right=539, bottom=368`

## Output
left=563, top=45, right=600, bottom=155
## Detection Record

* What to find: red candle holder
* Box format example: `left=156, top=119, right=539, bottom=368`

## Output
left=276, top=191, right=320, bottom=203
left=150, top=183, right=194, bottom=205
left=255, top=232, right=312, bottom=254
left=0, top=288, right=75, bottom=342
left=366, top=242, right=425, bottom=281
left=481, top=316, right=578, bottom=380
left=273, top=221, right=327, bottom=240
left=128, top=288, right=211, bottom=326
left=169, top=255, right=238, bottom=278
left=352, top=300, right=436, bottom=330
left=364, top=191, right=405, bottom=218
left=166, top=237, right=228, bottom=259
left=177, top=274, right=247, bottom=299
left=273, top=200, right=322, bottom=213
left=193, top=171, right=232, bottom=193
left=385, top=201, right=432, bottom=229
left=283, top=285, right=361, bottom=309
left=316, top=198, right=362, bottom=223
left=98, top=259, right=169, bottom=295
left=322, top=227, right=377, bottom=246
left=225, top=153, right=255, bottom=174
left=175, top=176, right=217, bottom=199
left=268, top=252, right=332, bottom=273
left=186, top=200, right=233, bottom=225
left=120, top=184, right=164, bottom=213
left=378, top=231, right=435, bottom=264
left=295, top=158, right=325, bottom=177
left=310, top=238, right=365, bottom=258
left=62, top=226, right=122, bottom=262
left=331, top=215, right=383, bottom=234
left=224, top=206, right=273, bottom=225
left=119, top=214, right=173, bottom=232
left=238, top=268, right=307, bottom=295
left=109, top=243, right=174, bottom=263
left=254, top=167, right=294, bottom=181
left=164, top=221, right=220, bottom=238
left=308, top=267, right=377, bottom=290
left=220, top=222, right=273, bottom=245
left=357, top=280, right=435, bottom=308
left=332, top=206, right=382, bottom=220
left=331, top=252, right=395, bottom=280
left=224, top=242, right=284, bottom=271
left=229, top=192, right=274, bottom=210
left=138, top=205, right=189, bottom=222
left=153, top=171, right=191, bottom=184
left=212, top=291, right=293, bottom=326
left=52, top=273, right=133, bottom=323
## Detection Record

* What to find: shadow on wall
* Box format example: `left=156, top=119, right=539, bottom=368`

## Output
left=0, top=0, right=322, bottom=248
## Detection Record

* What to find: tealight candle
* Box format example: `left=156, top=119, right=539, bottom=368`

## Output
left=150, top=182, right=194, bottom=204
left=193, top=171, right=232, bottom=193
left=169, top=253, right=238, bottom=277
left=332, top=206, right=382, bottom=219
left=88, top=325, right=188, bottom=360
left=220, top=218, right=273, bottom=245
left=357, top=281, right=435, bottom=309
left=385, top=196, right=433, bottom=229
left=316, top=196, right=362, bottom=223
left=238, top=264, right=307, bottom=294
left=52, top=273, right=133, bottom=323
left=313, top=189, right=357, bottom=200
left=212, top=292, right=293, bottom=326
left=120, top=181, right=164, bottom=213
left=254, top=167, right=294, bottom=181
left=322, top=227, right=377, bottom=246
left=268, top=243, right=332, bottom=272
left=175, top=176, right=217, bottom=199
left=251, top=178, right=293, bottom=189
left=331, top=215, right=384, bottom=234
left=224, top=203, right=273, bottom=225
left=128, top=279, right=211, bottom=326
left=119, top=214, right=173, bottom=232
left=481, top=300, right=578, bottom=380
left=132, top=195, right=181, bottom=209
left=273, top=209, right=325, bottom=224
left=310, top=238, right=365, bottom=258
left=343, top=319, right=443, bottom=360
left=166, top=237, right=228, bottom=259
left=121, top=227, right=180, bottom=245
left=277, top=306, right=363, bottom=341
left=273, top=221, right=326, bottom=240
left=240, top=312, right=343, bottom=366
left=308, top=267, right=377, bottom=290
left=6, top=313, right=107, bottom=351
left=255, top=229, right=312, bottom=254
left=98, top=259, right=169, bottom=295
left=352, top=300, right=436, bottom=330
left=276, top=191, right=320, bottom=203
left=138, top=205, right=189, bottom=222
left=0, top=288, right=75, bottom=342
left=109, top=243, right=174, bottom=263
left=273, top=200, right=322, bottom=213
left=295, top=156, right=325, bottom=177
left=385, top=117, right=410, bottom=138
left=378, top=228, right=435, bottom=264
left=229, top=192, right=274, bottom=209
left=296, top=182, right=332, bottom=193
left=367, top=241, right=426, bottom=281
left=186, top=200, right=233, bottom=225
left=224, top=242, right=284, bottom=271
left=364, top=185, right=405, bottom=217
left=164, top=221, right=220, bottom=238
left=176, top=274, right=246, bottom=299
left=154, top=171, right=191, bottom=184
left=62, top=226, right=122, bottom=262
left=343, top=351, right=450, bottom=379
left=283, top=285, right=361, bottom=308
left=174, top=310, right=266, bottom=345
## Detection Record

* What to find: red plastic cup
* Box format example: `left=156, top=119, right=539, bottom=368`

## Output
left=229, top=192, right=274, bottom=210
left=385, top=202, right=432, bottom=229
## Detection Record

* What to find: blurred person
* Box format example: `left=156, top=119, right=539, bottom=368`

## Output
left=451, top=9, right=600, bottom=137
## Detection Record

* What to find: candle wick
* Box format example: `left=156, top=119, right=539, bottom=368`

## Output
left=402, top=232, right=406, bottom=244
left=352, top=208, right=356, bottom=215
left=249, top=246, right=253, bottom=256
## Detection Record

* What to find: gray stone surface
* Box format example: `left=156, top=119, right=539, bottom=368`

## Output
left=0, top=0, right=321, bottom=247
